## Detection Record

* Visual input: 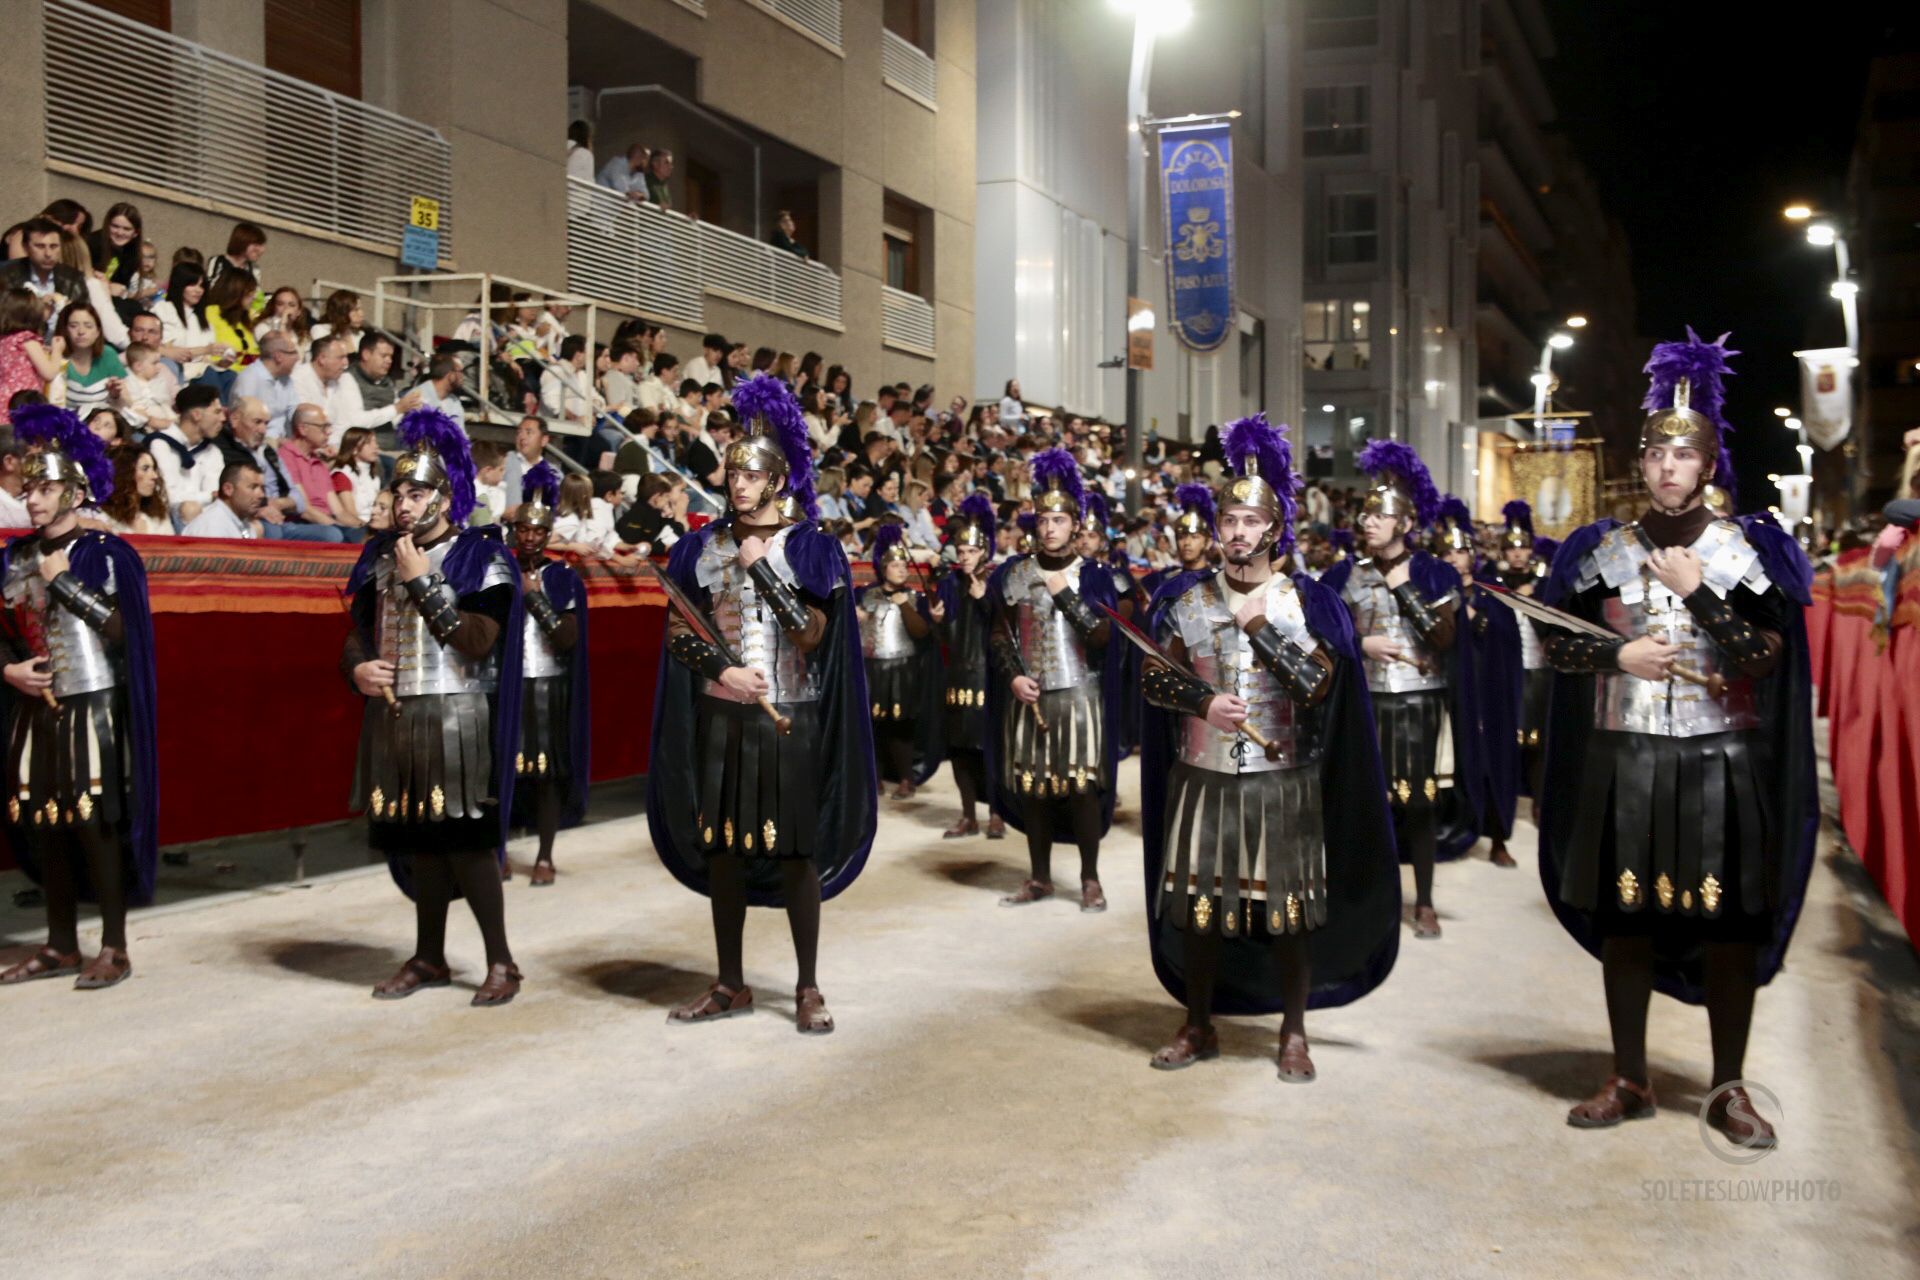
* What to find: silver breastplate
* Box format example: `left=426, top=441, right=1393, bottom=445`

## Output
left=705, top=565, right=821, bottom=704
left=1169, top=576, right=1319, bottom=774
left=2, top=543, right=119, bottom=698
left=1582, top=521, right=1766, bottom=738
left=376, top=538, right=506, bottom=697
left=1006, top=558, right=1092, bottom=691
left=860, top=593, right=916, bottom=660
left=1343, top=563, right=1444, bottom=693
left=521, top=594, right=566, bottom=679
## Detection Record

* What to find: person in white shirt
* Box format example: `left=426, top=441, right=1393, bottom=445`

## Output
left=293, top=333, right=422, bottom=449
left=599, top=344, right=644, bottom=418
left=533, top=303, right=572, bottom=362
left=684, top=333, right=726, bottom=387
left=635, top=353, right=681, bottom=416
left=565, top=121, right=595, bottom=182
left=117, top=342, right=178, bottom=431
left=180, top=458, right=265, bottom=539
left=0, top=437, right=31, bottom=528
left=548, top=472, right=616, bottom=558
left=998, top=378, right=1027, bottom=430
left=229, top=333, right=301, bottom=437
left=147, top=383, right=225, bottom=525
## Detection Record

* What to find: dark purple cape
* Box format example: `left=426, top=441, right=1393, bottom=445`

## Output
left=646, top=519, right=876, bottom=905
left=0, top=532, right=159, bottom=904
left=983, top=554, right=1125, bottom=839
left=856, top=581, right=945, bottom=785
left=1535, top=518, right=1818, bottom=1003
left=1321, top=551, right=1485, bottom=859
left=1139, top=569, right=1401, bottom=1013
left=346, top=525, right=525, bottom=898
left=1468, top=566, right=1524, bottom=838
left=524, top=558, right=591, bottom=827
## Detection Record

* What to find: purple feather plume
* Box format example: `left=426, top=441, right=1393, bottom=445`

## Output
left=397, top=406, right=476, bottom=525
left=1016, top=511, right=1037, bottom=534
left=871, top=519, right=905, bottom=561
left=1534, top=535, right=1558, bottom=563
left=1329, top=527, right=1355, bottom=555
left=1355, top=437, right=1439, bottom=526
left=731, top=372, right=818, bottom=521
left=14, top=403, right=113, bottom=502
left=1501, top=499, right=1533, bottom=539
left=1173, top=481, right=1216, bottom=534
left=1437, top=495, right=1472, bottom=531
left=521, top=460, right=560, bottom=511
left=1029, top=448, right=1085, bottom=517
left=1714, top=443, right=1739, bottom=505
left=1642, top=327, right=1739, bottom=430
left=1222, top=412, right=1300, bottom=553
left=952, top=491, right=996, bottom=545
left=1083, top=490, right=1110, bottom=531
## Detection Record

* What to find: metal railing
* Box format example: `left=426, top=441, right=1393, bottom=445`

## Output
left=757, top=0, right=842, bottom=50
left=566, top=179, right=842, bottom=330
left=44, top=0, right=452, bottom=261
left=881, top=286, right=936, bottom=355
left=881, top=30, right=938, bottom=107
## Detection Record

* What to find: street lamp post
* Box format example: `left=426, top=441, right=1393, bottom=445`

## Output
left=1530, top=328, right=1577, bottom=434
left=1783, top=204, right=1861, bottom=522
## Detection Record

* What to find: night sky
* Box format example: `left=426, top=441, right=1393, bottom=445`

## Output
left=1544, top=0, right=1903, bottom=507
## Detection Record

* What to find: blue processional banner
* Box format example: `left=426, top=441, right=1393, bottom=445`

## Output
left=1159, top=121, right=1235, bottom=353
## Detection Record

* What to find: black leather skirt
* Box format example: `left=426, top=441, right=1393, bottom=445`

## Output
left=866, top=656, right=917, bottom=723
left=1000, top=679, right=1106, bottom=798
left=6, top=686, right=129, bottom=833
left=693, top=695, right=822, bottom=861
left=1157, top=760, right=1326, bottom=938
left=518, top=674, right=573, bottom=786
left=1371, top=689, right=1444, bottom=812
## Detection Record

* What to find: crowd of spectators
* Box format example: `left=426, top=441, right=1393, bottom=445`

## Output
left=2, top=189, right=1490, bottom=570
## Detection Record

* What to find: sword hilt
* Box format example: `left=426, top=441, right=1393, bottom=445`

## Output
left=1669, top=662, right=1727, bottom=699
left=1238, top=720, right=1282, bottom=762
left=757, top=696, right=793, bottom=735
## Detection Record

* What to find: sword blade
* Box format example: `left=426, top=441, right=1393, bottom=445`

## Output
left=643, top=558, right=743, bottom=666
left=1477, top=580, right=1617, bottom=640
left=1096, top=602, right=1204, bottom=684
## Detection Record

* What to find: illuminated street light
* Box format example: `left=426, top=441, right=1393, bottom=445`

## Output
left=1831, top=280, right=1859, bottom=300
left=1547, top=332, right=1574, bottom=351
left=1110, top=0, right=1193, bottom=33
left=1783, top=204, right=1813, bottom=221
left=1785, top=416, right=1804, bottom=433
left=1773, top=406, right=1792, bottom=418
left=1564, top=315, right=1588, bottom=329
left=1806, top=223, right=1837, bottom=247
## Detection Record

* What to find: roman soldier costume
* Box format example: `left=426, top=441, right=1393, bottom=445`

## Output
left=1321, top=440, right=1477, bottom=940
left=933, top=494, right=1000, bottom=839
left=510, top=461, right=589, bottom=886
left=0, top=406, right=158, bottom=991
left=344, top=408, right=526, bottom=1006
left=1489, top=500, right=1552, bottom=802
left=647, top=373, right=875, bottom=1035
left=1435, top=497, right=1521, bottom=867
left=1139, top=483, right=1217, bottom=603
left=1139, top=413, right=1398, bottom=1077
left=1535, top=330, right=1815, bottom=1147
left=859, top=520, right=942, bottom=800
left=986, top=449, right=1124, bottom=912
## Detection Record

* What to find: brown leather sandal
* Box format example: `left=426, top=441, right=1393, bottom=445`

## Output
left=73, top=947, right=131, bottom=990
left=1150, top=1023, right=1219, bottom=1070
left=371, top=957, right=453, bottom=1000
left=471, top=962, right=523, bottom=1007
left=1, top=946, right=83, bottom=985
left=530, top=862, right=556, bottom=886
left=998, top=879, right=1055, bottom=907
left=942, top=817, right=979, bottom=839
left=667, top=981, right=755, bottom=1025
left=1567, top=1075, right=1658, bottom=1128
left=1080, top=880, right=1108, bottom=913
left=795, top=986, right=835, bottom=1035
left=1276, top=1031, right=1316, bottom=1083
left=1706, top=1086, right=1778, bottom=1149
left=986, top=816, right=1006, bottom=840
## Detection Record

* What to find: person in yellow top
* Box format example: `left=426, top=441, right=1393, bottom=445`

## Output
left=203, top=271, right=260, bottom=369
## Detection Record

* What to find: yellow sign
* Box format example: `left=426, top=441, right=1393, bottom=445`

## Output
left=409, top=197, right=441, bottom=231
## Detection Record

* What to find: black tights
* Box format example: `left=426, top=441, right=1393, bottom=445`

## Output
left=708, top=852, right=823, bottom=991
left=950, top=749, right=986, bottom=820
left=40, top=826, right=128, bottom=954
left=1398, top=802, right=1437, bottom=908
left=412, top=850, right=514, bottom=969
left=881, top=720, right=914, bottom=787
left=1180, top=927, right=1311, bottom=1037
left=532, top=781, right=562, bottom=866
left=1022, top=791, right=1103, bottom=884
left=1601, top=935, right=1759, bottom=1088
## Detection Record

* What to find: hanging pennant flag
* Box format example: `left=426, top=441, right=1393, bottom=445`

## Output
left=1794, top=347, right=1855, bottom=451
left=1159, top=122, right=1235, bottom=353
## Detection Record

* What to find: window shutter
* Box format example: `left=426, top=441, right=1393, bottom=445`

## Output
left=265, top=0, right=362, bottom=99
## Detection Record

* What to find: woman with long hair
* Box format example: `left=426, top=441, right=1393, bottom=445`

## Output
left=312, top=288, right=365, bottom=349
left=54, top=301, right=125, bottom=418
left=103, top=441, right=174, bottom=535
left=254, top=285, right=313, bottom=356
left=204, top=270, right=260, bottom=369
left=824, top=363, right=852, bottom=415
left=86, top=202, right=143, bottom=319
left=796, top=350, right=822, bottom=391
left=152, top=262, right=231, bottom=381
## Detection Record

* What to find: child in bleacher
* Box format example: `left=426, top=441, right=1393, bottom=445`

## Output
left=469, top=440, right=508, bottom=525
left=118, top=342, right=177, bottom=433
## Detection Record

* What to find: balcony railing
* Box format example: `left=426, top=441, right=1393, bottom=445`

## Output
left=567, top=178, right=842, bottom=331
left=755, top=0, right=842, bottom=52
left=44, top=0, right=452, bottom=261
left=881, top=286, right=935, bottom=356
left=882, top=30, right=938, bottom=108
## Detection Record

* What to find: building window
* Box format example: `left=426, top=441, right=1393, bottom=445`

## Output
left=91, top=0, right=170, bottom=28
left=1304, top=0, right=1379, bottom=50
left=884, top=0, right=933, bottom=54
left=1302, top=298, right=1370, bottom=371
left=1326, top=192, right=1378, bottom=265
left=883, top=192, right=923, bottom=295
left=1301, top=402, right=1377, bottom=477
left=1304, top=85, right=1369, bottom=157
left=266, top=0, right=361, bottom=99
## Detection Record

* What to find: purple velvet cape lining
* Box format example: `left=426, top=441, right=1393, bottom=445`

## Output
left=346, top=525, right=526, bottom=898
left=1138, top=569, right=1401, bottom=1013
left=0, top=532, right=159, bottom=905
left=982, top=554, right=1125, bottom=840
left=1534, top=518, right=1818, bottom=1003
left=645, top=518, right=877, bottom=905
